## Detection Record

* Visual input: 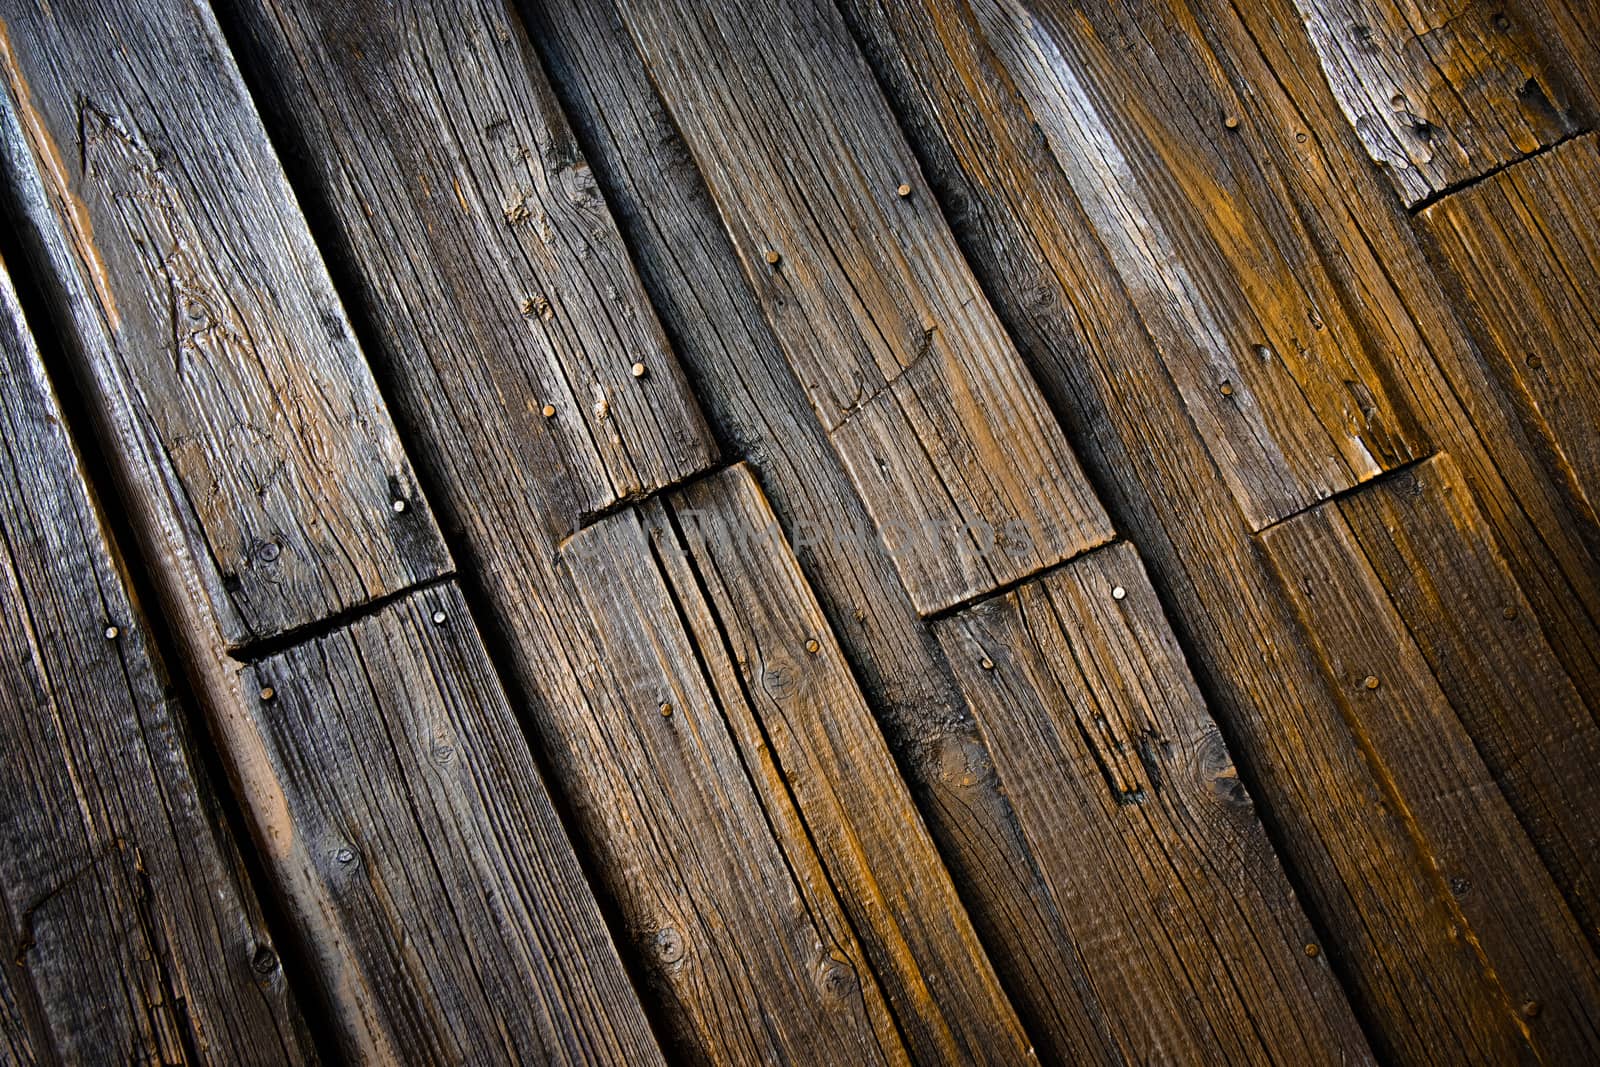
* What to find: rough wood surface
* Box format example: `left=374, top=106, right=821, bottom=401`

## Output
left=839, top=0, right=1600, bottom=1060
left=0, top=259, right=312, bottom=1065
left=217, top=0, right=716, bottom=542
left=606, top=0, right=1114, bottom=614
left=1419, top=133, right=1600, bottom=526
left=1326, top=453, right=1600, bottom=943
left=935, top=542, right=1371, bottom=1064
left=243, top=584, right=663, bottom=1065
left=0, top=1, right=451, bottom=646
left=665, top=464, right=1033, bottom=1064
left=526, top=0, right=1113, bottom=1053
left=1293, top=0, right=1585, bottom=207
left=1260, top=457, right=1600, bottom=1061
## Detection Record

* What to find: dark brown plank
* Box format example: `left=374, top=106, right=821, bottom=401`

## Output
left=1419, top=133, right=1600, bottom=524
left=664, top=465, right=1033, bottom=1063
left=1259, top=458, right=1600, bottom=1061
left=1332, top=454, right=1600, bottom=945
left=840, top=0, right=1600, bottom=1060
left=935, top=543, right=1371, bottom=1064
left=604, top=0, right=1114, bottom=614
left=215, top=0, right=717, bottom=542
left=0, top=258, right=312, bottom=1064
left=0, top=0, right=450, bottom=646
left=243, top=584, right=663, bottom=1064
left=559, top=498, right=904, bottom=1064
left=0, top=956, right=34, bottom=1066
left=1293, top=0, right=1584, bottom=207
left=525, top=1, right=1112, bottom=1053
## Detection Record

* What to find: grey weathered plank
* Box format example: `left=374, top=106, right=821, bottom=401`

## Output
left=604, top=0, right=1114, bottom=614
left=0, top=0, right=450, bottom=646
left=935, top=543, right=1371, bottom=1064
left=525, top=0, right=1111, bottom=1054
left=1259, top=458, right=1600, bottom=1061
left=1419, top=133, right=1600, bottom=526
left=1330, top=454, right=1600, bottom=945
left=242, top=584, right=663, bottom=1065
left=0, top=257, right=312, bottom=1064
left=840, top=0, right=1600, bottom=1060
left=559, top=497, right=905, bottom=1064
left=664, top=464, right=1033, bottom=1063
left=215, top=0, right=717, bottom=542
left=0, top=956, right=34, bottom=1066
left=1292, top=0, right=1585, bottom=207
left=967, top=0, right=1423, bottom=529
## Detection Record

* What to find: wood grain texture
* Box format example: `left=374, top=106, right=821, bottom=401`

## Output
left=1260, top=457, right=1600, bottom=1062
left=1293, top=0, right=1585, bottom=207
left=216, top=0, right=716, bottom=542
left=559, top=496, right=904, bottom=1065
left=935, top=542, right=1371, bottom=1065
left=839, top=0, right=1600, bottom=1060
left=605, top=0, right=1114, bottom=614
left=967, top=0, right=1424, bottom=529
left=665, top=464, right=1033, bottom=1064
left=242, top=584, right=663, bottom=1065
left=525, top=0, right=1113, bottom=1054
left=0, top=258, right=312, bottom=1064
left=0, top=0, right=449, bottom=647
left=1328, top=454, right=1600, bottom=943
left=1419, top=133, right=1600, bottom=527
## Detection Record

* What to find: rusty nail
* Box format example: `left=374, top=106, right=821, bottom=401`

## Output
left=896, top=182, right=912, bottom=197
left=980, top=657, right=995, bottom=671
left=104, top=624, right=121, bottom=640
left=1503, top=606, right=1518, bottom=620
left=659, top=701, right=673, bottom=718
left=805, top=638, right=821, bottom=655
left=764, top=249, right=782, bottom=266
left=1224, top=115, right=1240, bottom=130
left=1305, top=943, right=1320, bottom=958
left=259, top=685, right=276, bottom=702
left=631, top=361, right=647, bottom=378
left=1363, top=675, right=1380, bottom=690
left=1521, top=999, right=1542, bottom=1019
left=1219, top=381, right=1235, bottom=397
left=542, top=403, right=556, bottom=418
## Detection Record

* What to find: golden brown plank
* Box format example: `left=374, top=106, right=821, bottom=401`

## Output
left=1260, top=458, right=1600, bottom=1061
left=0, top=258, right=312, bottom=1064
left=0, top=0, right=450, bottom=645
left=605, top=0, right=1114, bottom=614
left=216, top=0, right=717, bottom=541
left=1293, top=0, right=1584, bottom=207
left=1419, top=133, right=1600, bottom=524
left=935, top=543, right=1371, bottom=1064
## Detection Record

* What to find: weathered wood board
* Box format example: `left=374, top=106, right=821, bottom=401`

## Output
left=0, top=258, right=312, bottom=1064
left=1293, top=0, right=1585, bottom=207
left=557, top=464, right=1035, bottom=1063
left=217, top=0, right=717, bottom=542
left=0, top=0, right=450, bottom=647
left=526, top=0, right=1115, bottom=1053
left=1419, top=133, right=1600, bottom=527
left=242, top=584, right=663, bottom=1065
left=936, top=542, right=1371, bottom=1064
left=1260, top=457, right=1600, bottom=1061
left=605, top=0, right=1115, bottom=614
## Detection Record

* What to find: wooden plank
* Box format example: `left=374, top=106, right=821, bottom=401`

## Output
left=664, top=464, right=1033, bottom=1063
left=1332, top=454, right=1600, bottom=944
left=1419, top=133, right=1600, bottom=524
left=604, top=0, right=1114, bottom=614
left=526, top=2, right=1113, bottom=1055
left=0, top=0, right=451, bottom=646
left=965, top=0, right=1424, bottom=529
left=0, top=258, right=312, bottom=1064
left=838, top=0, right=1600, bottom=1060
left=1292, top=0, right=1585, bottom=207
left=0, top=956, right=35, bottom=1066
left=934, top=543, right=1371, bottom=1064
left=214, top=0, right=717, bottom=542
left=1259, top=459, right=1600, bottom=1061
left=242, top=584, right=663, bottom=1064
left=558, top=498, right=904, bottom=1064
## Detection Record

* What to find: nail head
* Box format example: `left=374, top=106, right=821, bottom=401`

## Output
left=259, top=685, right=276, bottom=702
left=631, top=361, right=647, bottom=378
left=431, top=610, right=447, bottom=625
left=659, top=701, right=673, bottom=718
left=896, top=183, right=912, bottom=197
left=104, top=624, right=120, bottom=640
left=764, top=249, right=781, bottom=265
left=542, top=403, right=556, bottom=418
left=1304, top=943, right=1320, bottom=958
left=1363, top=675, right=1380, bottom=690
left=391, top=498, right=408, bottom=514
left=804, top=638, right=820, bottom=655
left=1224, top=115, right=1240, bottom=130
left=1111, top=586, right=1127, bottom=600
